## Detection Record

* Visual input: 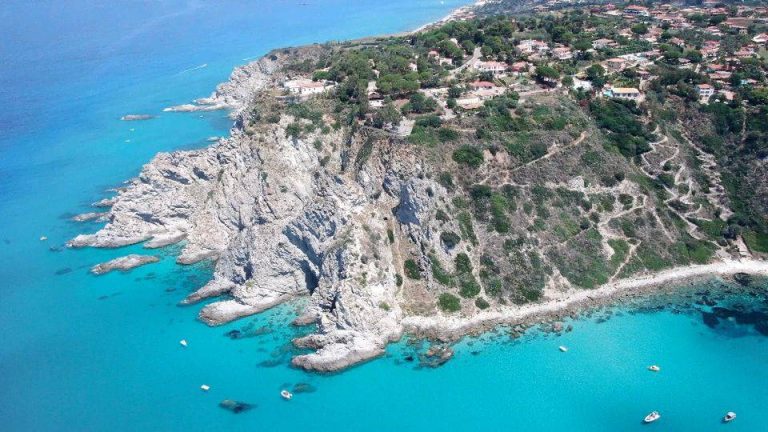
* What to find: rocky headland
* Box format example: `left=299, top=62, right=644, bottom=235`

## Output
left=69, top=21, right=768, bottom=372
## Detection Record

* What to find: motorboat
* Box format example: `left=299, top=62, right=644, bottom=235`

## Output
left=200, top=384, right=210, bottom=391
left=559, top=346, right=568, bottom=352
left=644, top=411, right=661, bottom=423
left=723, top=412, right=736, bottom=422
left=179, top=339, right=188, bottom=347
left=648, top=365, right=660, bottom=372
left=280, top=390, right=293, bottom=400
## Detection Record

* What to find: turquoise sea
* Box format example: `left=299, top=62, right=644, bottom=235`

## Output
left=1, top=1, right=767, bottom=430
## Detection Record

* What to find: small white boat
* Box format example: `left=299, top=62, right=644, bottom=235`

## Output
left=723, top=411, right=736, bottom=422
left=644, top=411, right=661, bottom=423
left=179, top=339, right=188, bottom=347
left=648, top=365, right=660, bottom=372
left=200, top=384, right=210, bottom=392
left=39, top=236, right=48, bottom=241
left=559, top=346, right=568, bottom=352
left=280, top=390, right=293, bottom=400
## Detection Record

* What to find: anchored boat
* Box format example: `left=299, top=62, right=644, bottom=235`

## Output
left=648, top=365, right=660, bottom=372
left=280, top=389, right=293, bottom=400
left=644, top=411, right=661, bottom=423
left=723, top=412, right=736, bottom=422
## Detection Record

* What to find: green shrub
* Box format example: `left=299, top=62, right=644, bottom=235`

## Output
left=408, top=126, right=439, bottom=146
left=454, top=253, right=473, bottom=274
left=285, top=122, right=303, bottom=139
left=440, top=231, right=461, bottom=248
left=475, top=297, right=490, bottom=310
left=744, top=230, right=768, bottom=253
left=430, top=255, right=453, bottom=286
left=459, top=277, right=481, bottom=298
left=437, top=172, right=454, bottom=191
left=438, top=293, right=461, bottom=312
left=484, top=278, right=503, bottom=296
left=618, top=194, right=633, bottom=207
left=404, top=259, right=421, bottom=279
left=458, top=212, right=478, bottom=245
left=520, top=286, right=542, bottom=302
left=452, top=145, right=484, bottom=167
left=438, top=128, right=459, bottom=142
left=435, top=209, right=450, bottom=222
left=415, top=115, right=442, bottom=128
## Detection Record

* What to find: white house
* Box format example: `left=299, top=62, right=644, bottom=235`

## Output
left=284, top=79, right=334, bottom=96
left=553, top=47, right=573, bottom=60
left=592, top=38, right=615, bottom=49
left=473, top=60, right=507, bottom=76
left=604, top=86, right=642, bottom=101
left=518, top=39, right=550, bottom=55
left=752, top=33, right=768, bottom=45
left=623, top=5, right=649, bottom=17
left=696, top=84, right=715, bottom=100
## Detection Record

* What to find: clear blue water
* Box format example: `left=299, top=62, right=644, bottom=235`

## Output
left=1, top=1, right=767, bottom=430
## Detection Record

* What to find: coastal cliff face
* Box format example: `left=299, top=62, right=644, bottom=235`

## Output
left=70, top=50, right=449, bottom=370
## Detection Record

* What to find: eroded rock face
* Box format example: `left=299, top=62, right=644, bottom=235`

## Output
left=70, top=50, right=444, bottom=371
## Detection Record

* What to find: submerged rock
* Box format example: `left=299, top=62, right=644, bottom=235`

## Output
left=120, top=114, right=154, bottom=121
left=225, top=329, right=242, bottom=339
left=701, top=312, right=719, bottom=328
left=733, top=273, right=753, bottom=287
left=420, top=345, right=454, bottom=368
left=71, top=212, right=108, bottom=222
left=54, top=267, right=72, bottom=275
left=292, top=383, right=317, bottom=394
left=90, top=254, right=159, bottom=275
left=218, top=399, right=253, bottom=414
left=91, top=197, right=117, bottom=208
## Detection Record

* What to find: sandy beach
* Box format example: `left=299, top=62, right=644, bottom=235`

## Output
left=412, top=0, right=490, bottom=33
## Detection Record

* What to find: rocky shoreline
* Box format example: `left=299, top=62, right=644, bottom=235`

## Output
left=403, top=260, right=768, bottom=342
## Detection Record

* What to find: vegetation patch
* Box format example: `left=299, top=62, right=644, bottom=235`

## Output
left=438, top=293, right=461, bottom=312
left=404, top=259, right=421, bottom=280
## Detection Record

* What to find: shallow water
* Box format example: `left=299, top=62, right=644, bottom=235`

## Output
left=1, top=1, right=767, bottom=430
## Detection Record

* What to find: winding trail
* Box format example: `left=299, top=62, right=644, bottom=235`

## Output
left=477, top=130, right=588, bottom=186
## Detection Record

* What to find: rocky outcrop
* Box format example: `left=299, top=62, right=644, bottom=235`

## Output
left=90, top=254, right=159, bottom=275
left=72, top=212, right=108, bottom=222
left=162, top=49, right=286, bottom=116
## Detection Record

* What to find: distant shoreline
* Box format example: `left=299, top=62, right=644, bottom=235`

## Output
left=412, top=0, right=488, bottom=33
left=403, top=259, right=768, bottom=340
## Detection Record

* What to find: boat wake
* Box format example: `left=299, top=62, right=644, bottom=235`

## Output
left=178, top=63, right=208, bottom=74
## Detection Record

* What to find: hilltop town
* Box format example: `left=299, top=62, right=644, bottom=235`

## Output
left=73, top=2, right=768, bottom=371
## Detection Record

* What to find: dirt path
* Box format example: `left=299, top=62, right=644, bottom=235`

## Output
left=478, top=130, right=588, bottom=186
